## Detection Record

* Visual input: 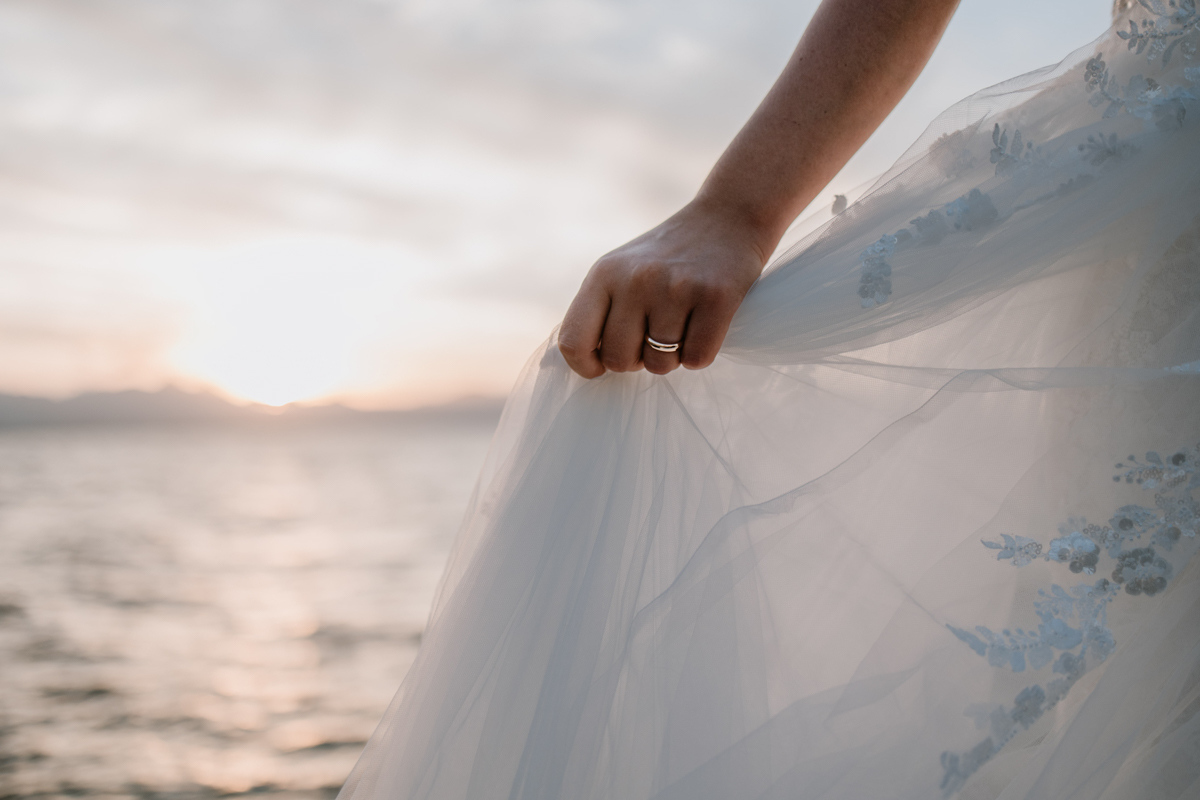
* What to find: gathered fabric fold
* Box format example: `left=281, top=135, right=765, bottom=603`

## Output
left=340, top=10, right=1200, bottom=799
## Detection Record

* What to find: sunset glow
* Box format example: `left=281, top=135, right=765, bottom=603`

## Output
left=161, top=237, right=410, bottom=407
left=0, top=0, right=1111, bottom=408
left=154, top=235, right=559, bottom=408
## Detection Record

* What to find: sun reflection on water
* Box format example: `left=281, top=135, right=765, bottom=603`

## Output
left=0, top=420, right=494, bottom=795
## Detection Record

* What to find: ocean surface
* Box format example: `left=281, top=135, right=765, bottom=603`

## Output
left=0, top=420, right=496, bottom=797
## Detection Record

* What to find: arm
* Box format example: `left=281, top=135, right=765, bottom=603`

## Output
left=558, top=0, right=960, bottom=378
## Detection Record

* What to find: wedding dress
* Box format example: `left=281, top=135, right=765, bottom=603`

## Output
left=340, top=6, right=1200, bottom=799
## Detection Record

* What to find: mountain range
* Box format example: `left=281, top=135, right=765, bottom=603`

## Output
left=0, top=388, right=505, bottom=427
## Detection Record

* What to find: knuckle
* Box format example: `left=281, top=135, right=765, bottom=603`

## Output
left=667, top=273, right=698, bottom=299
left=559, top=339, right=593, bottom=362
left=629, top=262, right=664, bottom=292
left=559, top=339, right=605, bottom=378
left=591, top=256, right=622, bottom=283
left=697, top=280, right=735, bottom=305
left=578, top=364, right=605, bottom=379
left=601, top=353, right=628, bottom=372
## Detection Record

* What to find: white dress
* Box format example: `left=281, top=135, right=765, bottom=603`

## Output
left=340, top=7, right=1200, bottom=799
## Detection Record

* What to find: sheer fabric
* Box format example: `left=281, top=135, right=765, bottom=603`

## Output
left=340, top=8, right=1200, bottom=799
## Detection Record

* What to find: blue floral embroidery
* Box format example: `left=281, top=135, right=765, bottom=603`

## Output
left=989, top=125, right=1036, bottom=174
left=857, top=234, right=895, bottom=309
left=1116, top=0, right=1199, bottom=65
left=1111, top=546, right=1172, bottom=594
left=1087, top=1, right=1199, bottom=128
left=981, top=533, right=1041, bottom=566
left=942, top=188, right=999, bottom=231
left=858, top=1, right=1198, bottom=310
left=946, top=578, right=1115, bottom=676
left=939, top=442, right=1199, bottom=797
left=1078, top=132, right=1137, bottom=166
left=1087, top=61, right=1196, bottom=129
left=1046, top=530, right=1101, bottom=574
left=855, top=189, right=999, bottom=308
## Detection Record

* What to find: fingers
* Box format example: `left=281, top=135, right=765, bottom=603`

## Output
left=561, top=245, right=753, bottom=379
left=680, top=293, right=739, bottom=370
left=641, top=305, right=688, bottom=375
left=597, top=297, right=645, bottom=373
left=558, top=280, right=609, bottom=378
left=562, top=286, right=739, bottom=377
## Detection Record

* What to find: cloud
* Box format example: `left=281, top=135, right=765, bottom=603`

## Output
left=0, top=0, right=1111, bottom=405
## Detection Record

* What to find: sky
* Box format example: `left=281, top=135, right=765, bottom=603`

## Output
left=0, top=0, right=1113, bottom=408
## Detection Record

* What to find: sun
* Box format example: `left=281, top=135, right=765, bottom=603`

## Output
left=153, top=233, right=554, bottom=410
left=172, top=312, right=359, bottom=408
left=162, top=237, right=400, bottom=408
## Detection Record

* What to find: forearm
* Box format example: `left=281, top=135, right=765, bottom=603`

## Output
left=559, top=0, right=959, bottom=378
left=695, top=0, right=960, bottom=260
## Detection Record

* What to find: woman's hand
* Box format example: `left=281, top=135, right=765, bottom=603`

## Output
left=556, top=0, right=960, bottom=380
left=558, top=200, right=768, bottom=378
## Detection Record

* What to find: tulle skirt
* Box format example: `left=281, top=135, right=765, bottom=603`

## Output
left=340, top=8, right=1200, bottom=799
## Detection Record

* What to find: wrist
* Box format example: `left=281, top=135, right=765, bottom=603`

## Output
left=684, top=191, right=786, bottom=266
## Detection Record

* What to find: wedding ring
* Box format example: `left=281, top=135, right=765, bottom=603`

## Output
left=646, top=336, right=680, bottom=353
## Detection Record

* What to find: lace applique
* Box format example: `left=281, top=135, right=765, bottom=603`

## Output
left=1116, top=0, right=1199, bottom=65
left=981, top=533, right=1041, bottom=566
left=859, top=3, right=1197, bottom=310
left=989, top=125, right=1035, bottom=174
left=929, top=128, right=979, bottom=178
left=1078, top=131, right=1138, bottom=165
left=856, top=189, right=998, bottom=308
left=857, top=234, right=895, bottom=308
left=1088, top=3, right=1199, bottom=128
left=939, top=441, right=1199, bottom=797
left=942, top=188, right=999, bottom=230
left=1088, top=66, right=1196, bottom=129
left=1046, top=530, right=1101, bottom=573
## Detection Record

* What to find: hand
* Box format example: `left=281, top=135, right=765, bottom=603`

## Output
left=557, top=0, right=960, bottom=380
left=558, top=201, right=768, bottom=378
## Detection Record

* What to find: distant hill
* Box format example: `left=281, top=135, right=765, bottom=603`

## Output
left=0, top=388, right=505, bottom=427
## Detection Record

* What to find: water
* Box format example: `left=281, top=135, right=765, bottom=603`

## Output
left=0, top=421, right=495, bottom=797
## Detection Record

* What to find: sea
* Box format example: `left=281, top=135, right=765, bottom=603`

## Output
left=0, top=420, right=496, bottom=797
